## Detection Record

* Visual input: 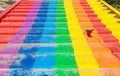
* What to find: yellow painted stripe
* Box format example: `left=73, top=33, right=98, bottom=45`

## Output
left=87, top=0, right=120, bottom=43
left=64, top=0, right=103, bottom=76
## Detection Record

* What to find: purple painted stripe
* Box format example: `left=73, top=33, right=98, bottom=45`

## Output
left=0, top=1, right=42, bottom=76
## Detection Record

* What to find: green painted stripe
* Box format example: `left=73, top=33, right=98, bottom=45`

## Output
left=56, top=44, right=74, bottom=53
left=56, top=22, right=68, bottom=28
left=56, top=35, right=72, bottom=43
left=56, top=29, right=70, bottom=34
left=55, top=0, right=79, bottom=76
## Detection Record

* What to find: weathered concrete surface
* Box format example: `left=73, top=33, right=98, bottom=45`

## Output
left=0, top=2, right=11, bottom=13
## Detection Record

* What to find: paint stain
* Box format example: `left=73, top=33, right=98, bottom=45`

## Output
left=86, top=29, right=94, bottom=37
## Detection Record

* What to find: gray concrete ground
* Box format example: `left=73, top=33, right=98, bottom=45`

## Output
left=0, top=0, right=16, bottom=13
left=0, top=1, right=11, bottom=13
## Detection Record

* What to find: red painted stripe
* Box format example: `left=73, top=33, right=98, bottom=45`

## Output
left=73, top=1, right=120, bottom=73
left=0, top=0, right=35, bottom=51
left=81, top=1, right=120, bottom=59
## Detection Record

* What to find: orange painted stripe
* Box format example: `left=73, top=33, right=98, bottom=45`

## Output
left=72, top=0, right=120, bottom=76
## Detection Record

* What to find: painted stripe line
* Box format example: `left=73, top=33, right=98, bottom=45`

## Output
left=6, top=1, right=43, bottom=76
left=64, top=0, right=103, bottom=76
left=0, top=1, right=38, bottom=76
left=78, top=0, right=120, bottom=75
left=32, top=1, right=56, bottom=76
left=55, top=0, right=79, bottom=75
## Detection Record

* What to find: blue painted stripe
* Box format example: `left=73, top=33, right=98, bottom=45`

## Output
left=43, top=22, right=56, bottom=28
left=32, top=1, right=56, bottom=76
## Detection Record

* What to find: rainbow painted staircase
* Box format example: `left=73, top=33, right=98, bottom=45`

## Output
left=0, top=0, right=120, bottom=76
